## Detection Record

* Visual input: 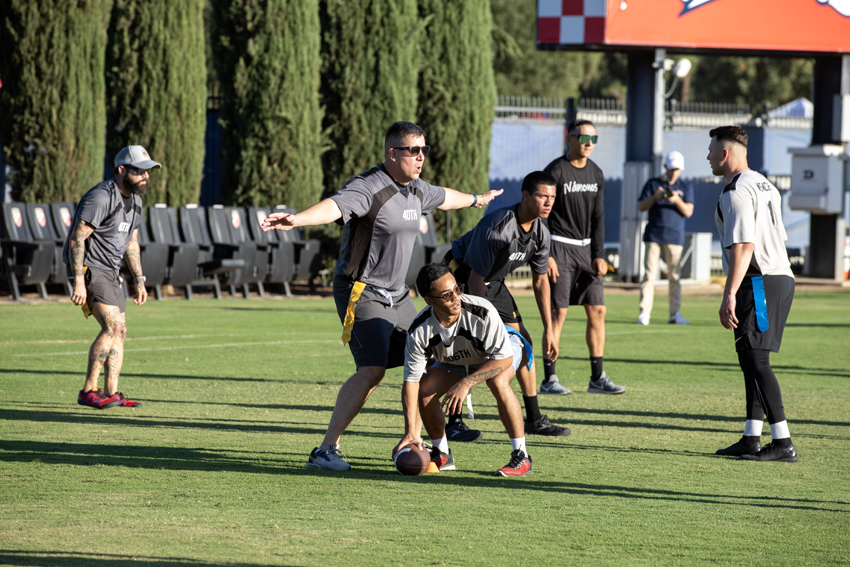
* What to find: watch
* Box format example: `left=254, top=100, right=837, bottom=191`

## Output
left=135, top=276, right=146, bottom=283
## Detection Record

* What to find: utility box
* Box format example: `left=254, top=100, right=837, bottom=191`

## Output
left=788, top=145, right=846, bottom=214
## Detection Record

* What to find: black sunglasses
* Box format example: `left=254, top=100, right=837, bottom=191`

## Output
left=123, top=165, right=149, bottom=176
left=430, top=283, right=463, bottom=301
left=392, top=145, right=431, bottom=157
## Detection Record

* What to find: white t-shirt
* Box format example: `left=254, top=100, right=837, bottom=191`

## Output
left=403, top=295, right=512, bottom=383
left=714, top=170, right=793, bottom=278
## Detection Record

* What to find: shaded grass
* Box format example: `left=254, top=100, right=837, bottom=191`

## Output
left=0, top=290, right=848, bottom=566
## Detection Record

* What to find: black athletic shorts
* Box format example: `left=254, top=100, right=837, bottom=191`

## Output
left=733, top=274, right=794, bottom=353
left=67, top=265, right=126, bottom=313
left=481, top=279, right=521, bottom=324
left=333, top=276, right=417, bottom=370
left=549, top=240, right=604, bottom=309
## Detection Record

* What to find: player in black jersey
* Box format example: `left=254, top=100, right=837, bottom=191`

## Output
left=543, top=119, right=626, bottom=395
left=445, top=171, right=570, bottom=438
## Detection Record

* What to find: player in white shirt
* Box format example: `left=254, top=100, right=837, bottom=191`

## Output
left=708, top=125, right=798, bottom=463
left=394, top=263, right=534, bottom=476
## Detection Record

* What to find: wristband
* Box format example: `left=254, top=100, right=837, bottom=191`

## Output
left=135, top=276, right=146, bottom=283
left=470, top=193, right=478, bottom=207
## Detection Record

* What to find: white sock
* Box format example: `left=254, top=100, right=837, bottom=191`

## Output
left=432, top=436, right=449, bottom=454
left=769, top=420, right=791, bottom=440
left=743, top=420, right=763, bottom=437
left=510, top=436, right=527, bottom=455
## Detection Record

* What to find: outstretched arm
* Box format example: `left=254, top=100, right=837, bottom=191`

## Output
left=260, top=198, right=343, bottom=232
left=438, top=187, right=504, bottom=210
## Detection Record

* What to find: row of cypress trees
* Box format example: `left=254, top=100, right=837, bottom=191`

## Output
left=0, top=0, right=497, bottom=238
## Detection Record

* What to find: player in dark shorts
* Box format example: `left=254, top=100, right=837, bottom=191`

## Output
left=261, top=121, right=503, bottom=472
left=543, top=119, right=626, bottom=395
left=708, top=125, right=798, bottom=462
left=395, top=263, right=535, bottom=477
left=64, top=146, right=157, bottom=409
left=445, top=171, right=570, bottom=439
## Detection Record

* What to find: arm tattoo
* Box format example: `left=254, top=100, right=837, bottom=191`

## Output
left=70, top=220, right=94, bottom=276
left=463, top=365, right=505, bottom=388
left=124, top=229, right=143, bottom=279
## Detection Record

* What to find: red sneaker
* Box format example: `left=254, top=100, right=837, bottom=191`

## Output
left=497, top=450, right=533, bottom=477
left=428, top=446, right=456, bottom=471
left=113, top=392, right=143, bottom=408
left=77, top=389, right=121, bottom=409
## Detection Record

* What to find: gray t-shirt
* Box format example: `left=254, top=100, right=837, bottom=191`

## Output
left=404, top=294, right=512, bottom=383
left=451, top=205, right=550, bottom=282
left=63, top=178, right=143, bottom=272
left=714, top=170, right=793, bottom=277
left=331, top=165, right=445, bottom=295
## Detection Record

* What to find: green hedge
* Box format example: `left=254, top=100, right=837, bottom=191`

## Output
left=417, top=0, right=496, bottom=242
left=105, top=0, right=207, bottom=206
left=0, top=0, right=112, bottom=202
left=318, top=0, right=421, bottom=199
left=211, top=0, right=324, bottom=211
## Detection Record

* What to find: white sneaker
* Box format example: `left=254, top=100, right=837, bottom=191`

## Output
left=306, top=445, right=352, bottom=471
left=637, top=311, right=650, bottom=326
left=587, top=372, right=626, bottom=395
left=668, top=312, right=690, bottom=325
left=539, top=376, right=572, bottom=395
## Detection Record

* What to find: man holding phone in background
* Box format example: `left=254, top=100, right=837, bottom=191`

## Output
left=636, top=151, right=695, bottom=326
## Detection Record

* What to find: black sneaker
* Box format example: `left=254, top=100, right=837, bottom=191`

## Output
left=524, top=414, right=571, bottom=436
left=715, top=437, right=761, bottom=457
left=445, top=419, right=483, bottom=442
left=740, top=442, right=798, bottom=462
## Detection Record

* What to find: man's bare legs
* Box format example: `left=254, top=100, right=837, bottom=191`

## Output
left=485, top=369, right=525, bottom=438
left=585, top=304, right=605, bottom=357
left=419, top=367, right=523, bottom=440
left=84, top=303, right=126, bottom=394
left=508, top=322, right=536, bottom=397
left=548, top=306, right=569, bottom=361
left=321, top=365, right=386, bottom=446
left=584, top=303, right=625, bottom=393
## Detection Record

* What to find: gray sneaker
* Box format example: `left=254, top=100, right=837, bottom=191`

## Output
left=587, top=372, right=626, bottom=395
left=539, top=376, right=572, bottom=395
left=306, top=445, right=352, bottom=471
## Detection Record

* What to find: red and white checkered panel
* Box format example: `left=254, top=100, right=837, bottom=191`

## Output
left=537, top=0, right=607, bottom=45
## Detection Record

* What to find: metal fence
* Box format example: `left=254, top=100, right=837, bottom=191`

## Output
left=495, top=96, right=812, bottom=131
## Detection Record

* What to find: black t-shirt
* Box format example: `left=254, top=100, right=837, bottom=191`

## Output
left=543, top=156, right=605, bottom=260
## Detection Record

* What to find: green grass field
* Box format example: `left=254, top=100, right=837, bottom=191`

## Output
left=1, top=289, right=848, bottom=566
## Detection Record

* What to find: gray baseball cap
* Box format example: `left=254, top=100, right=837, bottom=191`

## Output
left=114, top=145, right=162, bottom=170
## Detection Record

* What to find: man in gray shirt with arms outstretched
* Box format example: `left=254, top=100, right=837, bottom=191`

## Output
left=261, top=121, right=503, bottom=471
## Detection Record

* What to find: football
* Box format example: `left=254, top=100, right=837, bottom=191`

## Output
left=394, top=444, right=430, bottom=476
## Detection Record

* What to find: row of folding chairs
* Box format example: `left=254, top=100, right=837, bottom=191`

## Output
left=0, top=202, right=323, bottom=301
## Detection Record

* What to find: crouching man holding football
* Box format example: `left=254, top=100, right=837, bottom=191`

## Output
left=394, top=263, right=533, bottom=477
